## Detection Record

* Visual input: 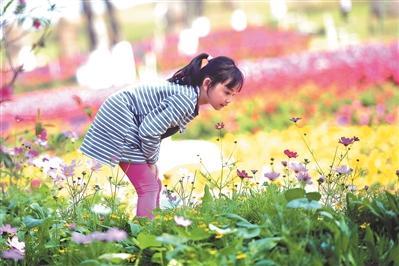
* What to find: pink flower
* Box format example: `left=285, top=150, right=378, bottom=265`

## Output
left=103, top=228, right=127, bottom=242
left=61, top=160, right=77, bottom=177
left=338, top=137, right=355, bottom=146
left=264, top=171, right=280, bottom=181
left=215, top=122, right=225, bottom=130
left=0, top=224, right=17, bottom=235
left=296, top=171, right=312, bottom=184
left=15, top=115, right=24, bottom=123
left=1, top=249, right=24, bottom=261
left=36, top=129, right=47, bottom=146
left=335, top=165, right=352, bottom=175
left=0, top=85, right=13, bottom=103
left=30, top=178, right=41, bottom=189
left=288, top=161, right=307, bottom=173
left=72, top=232, right=92, bottom=244
left=33, top=19, right=41, bottom=29
left=25, top=149, right=39, bottom=159
left=87, top=159, right=102, bottom=172
left=237, top=169, right=251, bottom=179
left=284, top=149, right=298, bottom=158
left=13, top=147, right=24, bottom=156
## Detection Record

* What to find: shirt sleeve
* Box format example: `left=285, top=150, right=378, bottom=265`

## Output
left=138, top=93, right=195, bottom=164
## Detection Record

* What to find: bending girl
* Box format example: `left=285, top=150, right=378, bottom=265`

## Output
left=80, top=53, right=244, bottom=219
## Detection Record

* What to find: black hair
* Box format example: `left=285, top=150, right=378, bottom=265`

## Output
left=168, top=53, right=244, bottom=91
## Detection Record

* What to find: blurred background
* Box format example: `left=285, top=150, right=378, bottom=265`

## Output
left=1, top=0, right=398, bottom=187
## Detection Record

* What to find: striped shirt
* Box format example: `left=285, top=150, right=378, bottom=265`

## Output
left=80, top=81, right=200, bottom=167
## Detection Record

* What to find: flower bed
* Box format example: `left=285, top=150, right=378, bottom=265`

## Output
left=239, top=41, right=399, bottom=97
left=2, top=26, right=309, bottom=88
left=0, top=120, right=398, bottom=265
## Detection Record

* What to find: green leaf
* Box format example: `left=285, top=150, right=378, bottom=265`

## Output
left=319, top=211, right=334, bottom=220
left=254, top=259, right=278, bottom=266
left=306, top=192, right=321, bottom=201
left=284, top=188, right=306, bottom=202
left=237, top=227, right=260, bottom=239
left=286, top=198, right=321, bottom=210
left=224, top=213, right=258, bottom=228
left=80, top=259, right=101, bottom=265
left=0, top=152, right=14, bottom=169
left=188, top=227, right=212, bottom=241
left=156, top=233, right=188, bottom=246
left=128, top=222, right=141, bottom=236
left=136, top=232, right=161, bottom=249
left=202, top=184, right=213, bottom=205
left=387, top=243, right=399, bottom=265
left=23, top=216, right=43, bottom=228
left=250, top=237, right=281, bottom=253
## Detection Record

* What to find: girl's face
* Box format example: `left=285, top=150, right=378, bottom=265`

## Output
left=202, top=78, right=239, bottom=110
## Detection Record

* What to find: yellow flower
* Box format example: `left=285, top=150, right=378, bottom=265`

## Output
left=215, top=233, right=223, bottom=239
left=360, top=223, right=369, bottom=229
left=59, top=248, right=66, bottom=254
left=209, top=249, right=217, bottom=255
left=236, top=253, right=246, bottom=260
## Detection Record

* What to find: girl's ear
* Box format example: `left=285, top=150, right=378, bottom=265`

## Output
left=202, top=77, right=212, bottom=92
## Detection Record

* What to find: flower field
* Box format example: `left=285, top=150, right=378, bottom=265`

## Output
left=1, top=24, right=399, bottom=265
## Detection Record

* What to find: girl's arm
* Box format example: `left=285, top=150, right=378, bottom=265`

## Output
left=138, top=93, right=196, bottom=164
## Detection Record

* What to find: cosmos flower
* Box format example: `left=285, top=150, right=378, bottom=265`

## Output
left=335, top=165, right=352, bottom=175
left=237, top=169, right=251, bottom=179
left=284, top=149, right=298, bottom=158
left=264, top=171, right=280, bottom=181
left=338, top=137, right=355, bottom=146
left=174, top=216, right=192, bottom=227
left=0, top=224, right=17, bottom=235
left=91, top=204, right=111, bottom=216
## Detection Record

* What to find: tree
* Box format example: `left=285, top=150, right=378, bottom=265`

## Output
left=0, top=0, right=55, bottom=103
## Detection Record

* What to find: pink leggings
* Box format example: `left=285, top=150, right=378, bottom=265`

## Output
left=119, top=162, right=162, bottom=219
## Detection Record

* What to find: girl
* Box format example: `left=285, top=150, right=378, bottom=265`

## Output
left=80, top=53, right=244, bottom=219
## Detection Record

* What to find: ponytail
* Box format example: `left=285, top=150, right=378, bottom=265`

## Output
left=168, top=53, right=244, bottom=91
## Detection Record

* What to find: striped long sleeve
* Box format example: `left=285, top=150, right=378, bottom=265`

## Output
left=138, top=93, right=196, bottom=164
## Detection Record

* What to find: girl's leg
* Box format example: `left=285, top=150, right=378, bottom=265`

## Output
left=119, top=162, right=161, bottom=219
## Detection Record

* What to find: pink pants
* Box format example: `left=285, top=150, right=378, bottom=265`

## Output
left=119, top=162, right=162, bottom=219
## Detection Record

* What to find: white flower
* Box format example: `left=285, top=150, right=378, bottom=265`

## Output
left=7, top=236, right=25, bottom=254
left=208, top=224, right=234, bottom=234
left=91, top=204, right=111, bottom=215
left=174, top=216, right=192, bottom=227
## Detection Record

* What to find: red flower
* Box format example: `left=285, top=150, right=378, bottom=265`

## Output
left=284, top=149, right=298, bottom=158
left=237, top=169, right=251, bottom=179
left=33, top=19, right=41, bottom=29
left=31, top=178, right=42, bottom=189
